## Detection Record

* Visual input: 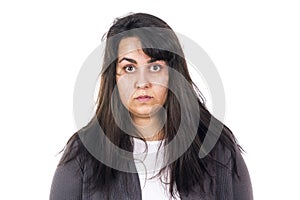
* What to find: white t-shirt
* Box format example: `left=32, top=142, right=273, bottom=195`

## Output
left=133, top=137, right=180, bottom=200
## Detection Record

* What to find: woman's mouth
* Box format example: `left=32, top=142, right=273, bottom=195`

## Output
left=135, top=95, right=153, bottom=102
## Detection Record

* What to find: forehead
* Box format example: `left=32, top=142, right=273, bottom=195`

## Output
left=118, top=37, right=144, bottom=56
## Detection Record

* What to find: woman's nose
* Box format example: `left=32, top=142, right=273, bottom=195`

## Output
left=135, top=69, right=152, bottom=89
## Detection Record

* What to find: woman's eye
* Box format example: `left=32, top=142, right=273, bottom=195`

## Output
left=124, top=65, right=136, bottom=73
left=150, top=64, right=161, bottom=72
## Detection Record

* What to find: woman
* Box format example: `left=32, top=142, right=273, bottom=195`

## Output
left=50, top=13, right=253, bottom=200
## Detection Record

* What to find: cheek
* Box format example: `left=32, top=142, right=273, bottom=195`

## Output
left=155, top=86, right=168, bottom=103
left=155, top=76, right=169, bottom=102
left=116, top=76, right=134, bottom=104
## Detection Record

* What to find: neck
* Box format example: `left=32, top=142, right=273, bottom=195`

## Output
left=132, top=115, right=165, bottom=141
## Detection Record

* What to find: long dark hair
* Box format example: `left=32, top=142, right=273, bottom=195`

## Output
left=60, top=13, right=241, bottom=198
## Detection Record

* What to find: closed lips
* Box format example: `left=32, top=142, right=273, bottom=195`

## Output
left=135, top=95, right=153, bottom=99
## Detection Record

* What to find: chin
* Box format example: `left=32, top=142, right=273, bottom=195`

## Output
left=131, top=106, right=163, bottom=117
left=130, top=106, right=154, bottom=116
left=131, top=110, right=153, bottom=117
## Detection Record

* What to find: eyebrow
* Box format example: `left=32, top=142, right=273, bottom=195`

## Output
left=118, top=57, right=160, bottom=64
left=118, top=57, right=137, bottom=64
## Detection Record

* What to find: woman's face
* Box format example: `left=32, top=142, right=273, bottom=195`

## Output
left=116, top=37, right=169, bottom=122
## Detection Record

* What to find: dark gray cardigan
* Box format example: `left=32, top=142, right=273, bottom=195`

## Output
left=50, top=140, right=253, bottom=200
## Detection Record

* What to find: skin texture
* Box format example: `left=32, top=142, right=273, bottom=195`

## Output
left=116, top=37, right=169, bottom=140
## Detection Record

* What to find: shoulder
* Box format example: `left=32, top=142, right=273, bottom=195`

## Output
left=59, top=132, right=86, bottom=166
left=213, top=140, right=238, bottom=168
left=50, top=133, right=85, bottom=200
left=213, top=140, right=253, bottom=199
left=213, top=138, right=249, bottom=178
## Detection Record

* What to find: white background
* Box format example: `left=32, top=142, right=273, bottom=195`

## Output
left=1, top=0, right=299, bottom=199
